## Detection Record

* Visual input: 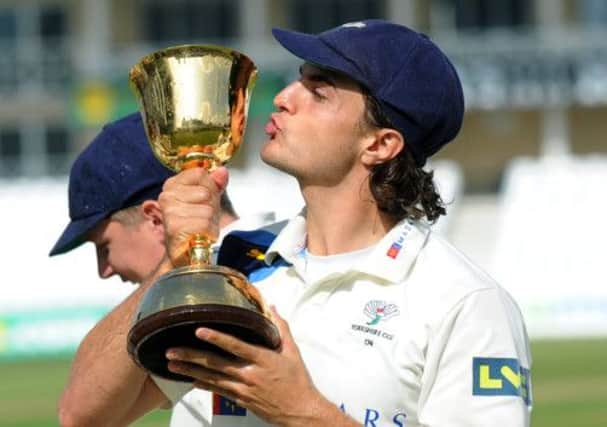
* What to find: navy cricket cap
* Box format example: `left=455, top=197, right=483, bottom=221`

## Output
left=272, top=19, right=464, bottom=166
left=49, top=112, right=173, bottom=256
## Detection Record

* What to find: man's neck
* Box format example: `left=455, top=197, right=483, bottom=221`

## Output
left=301, top=177, right=397, bottom=256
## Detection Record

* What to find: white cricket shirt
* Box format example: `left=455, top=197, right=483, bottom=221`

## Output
left=159, top=215, right=532, bottom=426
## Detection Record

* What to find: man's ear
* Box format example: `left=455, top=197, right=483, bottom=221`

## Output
left=360, top=128, right=405, bottom=167
left=140, top=200, right=164, bottom=235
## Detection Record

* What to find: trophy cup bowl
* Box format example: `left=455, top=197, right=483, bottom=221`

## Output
left=127, top=45, right=280, bottom=382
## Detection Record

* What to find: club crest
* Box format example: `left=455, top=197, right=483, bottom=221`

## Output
left=364, top=300, right=400, bottom=325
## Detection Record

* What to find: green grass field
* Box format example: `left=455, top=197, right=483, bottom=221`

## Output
left=0, top=338, right=605, bottom=426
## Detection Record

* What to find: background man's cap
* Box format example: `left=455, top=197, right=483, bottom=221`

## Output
left=272, top=19, right=464, bottom=166
left=49, top=112, right=173, bottom=256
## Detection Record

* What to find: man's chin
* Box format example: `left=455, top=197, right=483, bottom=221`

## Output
left=260, top=152, right=294, bottom=176
left=120, top=275, right=137, bottom=284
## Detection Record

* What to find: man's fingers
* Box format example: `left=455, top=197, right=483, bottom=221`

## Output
left=166, top=347, right=252, bottom=395
left=194, top=328, right=263, bottom=363
left=162, top=166, right=228, bottom=192
left=163, top=211, right=220, bottom=241
left=167, top=360, right=234, bottom=386
left=160, top=179, right=219, bottom=207
left=167, top=347, right=242, bottom=374
left=162, top=203, right=218, bottom=224
left=161, top=183, right=214, bottom=205
left=210, top=166, right=229, bottom=192
left=163, top=167, right=213, bottom=186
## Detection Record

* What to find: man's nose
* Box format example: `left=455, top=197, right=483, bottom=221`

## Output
left=273, top=81, right=298, bottom=112
left=97, top=258, right=114, bottom=279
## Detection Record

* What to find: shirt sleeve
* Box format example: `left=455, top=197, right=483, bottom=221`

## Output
left=417, top=286, right=532, bottom=427
left=151, top=374, right=194, bottom=407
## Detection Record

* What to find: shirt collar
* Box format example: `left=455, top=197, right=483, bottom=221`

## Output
left=265, top=213, right=307, bottom=266
left=360, top=218, right=429, bottom=283
left=265, top=213, right=429, bottom=283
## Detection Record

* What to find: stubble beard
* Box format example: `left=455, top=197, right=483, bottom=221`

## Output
left=260, top=131, right=302, bottom=180
left=260, top=149, right=299, bottom=179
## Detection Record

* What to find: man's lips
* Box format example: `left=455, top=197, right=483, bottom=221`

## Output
left=264, top=115, right=280, bottom=137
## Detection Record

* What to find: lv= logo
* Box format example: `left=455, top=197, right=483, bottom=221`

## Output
left=472, top=357, right=531, bottom=406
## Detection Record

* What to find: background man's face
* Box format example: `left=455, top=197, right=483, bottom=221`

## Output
left=88, top=217, right=165, bottom=284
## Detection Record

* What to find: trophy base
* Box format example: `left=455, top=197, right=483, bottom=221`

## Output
left=127, top=303, right=281, bottom=382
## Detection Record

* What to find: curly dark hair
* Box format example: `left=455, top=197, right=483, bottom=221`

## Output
left=361, top=93, right=446, bottom=223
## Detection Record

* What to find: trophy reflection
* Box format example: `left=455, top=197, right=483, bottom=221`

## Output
left=127, top=45, right=280, bottom=382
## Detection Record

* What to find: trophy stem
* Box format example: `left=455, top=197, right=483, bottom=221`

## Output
left=189, top=234, right=212, bottom=266
left=180, top=156, right=217, bottom=266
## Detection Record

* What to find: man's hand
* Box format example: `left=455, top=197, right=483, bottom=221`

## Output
left=164, top=307, right=334, bottom=427
left=158, top=167, right=228, bottom=267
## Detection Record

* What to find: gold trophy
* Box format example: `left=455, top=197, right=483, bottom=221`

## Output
left=127, top=45, right=280, bottom=382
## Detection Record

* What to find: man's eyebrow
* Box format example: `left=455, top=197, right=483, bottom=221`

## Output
left=299, top=64, right=338, bottom=86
